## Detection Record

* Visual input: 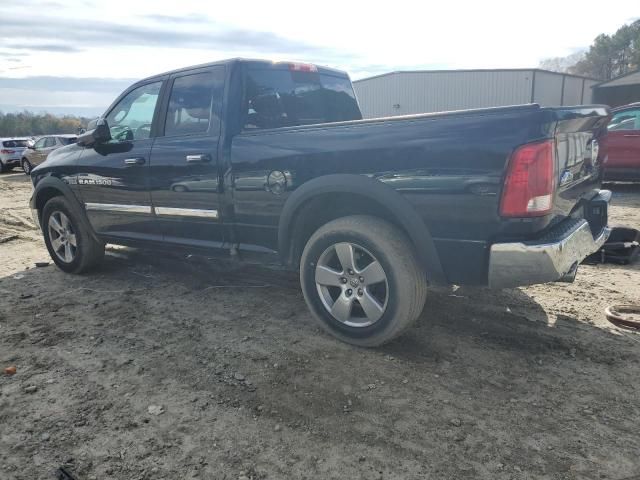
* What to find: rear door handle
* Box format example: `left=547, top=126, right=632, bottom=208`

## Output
left=186, top=154, right=211, bottom=163
left=124, top=157, right=145, bottom=165
left=623, top=134, right=640, bottom=137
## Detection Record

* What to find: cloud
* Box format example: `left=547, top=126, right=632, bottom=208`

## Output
left=0, top=12, right=354, bottom=61
left=4, top=44, right=82, bottom=53
left=143, top=13, right=213, bottom=24
left=0, top=76, right=137, bottom=93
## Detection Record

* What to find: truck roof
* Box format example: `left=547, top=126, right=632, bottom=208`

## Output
left=136, top=58, right=350, bottom=86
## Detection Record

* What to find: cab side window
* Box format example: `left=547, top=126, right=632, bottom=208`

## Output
left=34, top=138, right=46, bottom=150
left=44, top=137, right=56, bottom=148
left=106, top=82, right=162, bottom=142
left=164, top=68, right=224, bottom=137
left=608, top=109, right=640, bottom=131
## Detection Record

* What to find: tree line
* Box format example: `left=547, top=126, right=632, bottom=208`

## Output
left=0, top=111, right=90, bottom=137
left=540, top=19, right=639, bottom=80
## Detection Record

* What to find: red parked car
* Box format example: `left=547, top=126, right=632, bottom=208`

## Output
left=602, top=102, right=640, bottom=181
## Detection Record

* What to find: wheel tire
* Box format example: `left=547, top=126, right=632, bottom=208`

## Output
left=300, top=215, right=427, bottom=347
left=22, top=158, right=32, bottom=175
left=0, top=160, right=6, bottom=173
left=42, top=196, right=104, bottom=273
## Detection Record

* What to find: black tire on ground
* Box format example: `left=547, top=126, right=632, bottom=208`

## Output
left=300, top=215, right=428, bottom=347
left=22, top=158, right=32, bottom=175
left=42, top=196, right=104, bottom=273
left=0, top=160, right=6, bottom=173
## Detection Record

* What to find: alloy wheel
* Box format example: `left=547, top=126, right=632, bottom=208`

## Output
left=315, top=242, right=388, bottom=327
left=47, top=211, right=77, bottom=263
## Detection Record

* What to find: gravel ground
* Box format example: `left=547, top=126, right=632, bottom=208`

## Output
left=1, top=171, right=639, bottom=480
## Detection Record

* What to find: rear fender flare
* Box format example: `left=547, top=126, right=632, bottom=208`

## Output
left=278, top=174, right=446, bottom=284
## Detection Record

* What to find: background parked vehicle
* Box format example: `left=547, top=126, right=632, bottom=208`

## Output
left=0, top=138, right=30, bottom=172
left=601, top=102, right=640, bottom=181
left=21, top=134, right=78, bottom=174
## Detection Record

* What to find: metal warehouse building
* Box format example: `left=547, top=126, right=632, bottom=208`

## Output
left=353, top=69, right=599, bottom=118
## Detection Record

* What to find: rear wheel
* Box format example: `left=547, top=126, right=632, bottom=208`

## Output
left=21, top=158, right=32, bottom=175
left=0, top=159, right=6, bottom=173
left=300, top=215, right=427, bottom=347
left=42, top=197, right=104, bottom=273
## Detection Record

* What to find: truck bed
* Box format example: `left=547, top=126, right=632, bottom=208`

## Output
left=230, top=103, right=610, bottom=284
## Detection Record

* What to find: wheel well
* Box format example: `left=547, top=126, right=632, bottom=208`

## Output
left=286, top=192, right=411, bottom=267
left=35, top=187, right=64, bottom=224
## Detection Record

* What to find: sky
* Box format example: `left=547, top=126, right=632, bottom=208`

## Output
left=0, top=0, right=638, bottom=116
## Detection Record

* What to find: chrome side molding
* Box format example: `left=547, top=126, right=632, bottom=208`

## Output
left=85, top=203, right=152, bottom=214
left=84, top=203, right=219, bottom=219
left=154, top=207, right=219, bottom=219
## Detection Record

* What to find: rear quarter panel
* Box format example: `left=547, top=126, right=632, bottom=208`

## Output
left=229, top=106, right=551, bottom=284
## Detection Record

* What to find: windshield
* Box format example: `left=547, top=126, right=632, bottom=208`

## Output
left=59, top=137, right=77, bottom=145
left=244, top=66, right=362, bottom=129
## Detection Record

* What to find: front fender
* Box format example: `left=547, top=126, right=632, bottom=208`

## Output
left=278, top=174, right=446, bottom=284
left=30, top=174, right=100, bottom=243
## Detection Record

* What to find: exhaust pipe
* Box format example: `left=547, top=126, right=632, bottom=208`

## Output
left=558, top=262, right=578, bottom=283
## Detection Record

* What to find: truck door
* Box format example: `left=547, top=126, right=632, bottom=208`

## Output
left=148, top=66, right=226, bottom=247
left=75, top=80, right=163, bottom=239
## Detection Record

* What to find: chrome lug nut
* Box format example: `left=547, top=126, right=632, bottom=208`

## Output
left=340, top=277, right=347, bottom=284
left=358, top=288, right=363, bottom=296
left=348, top=269, right=355, bottom=275
left=346, top=289, right=353, bottom=296
left=359, top=276, right=364, bottom=282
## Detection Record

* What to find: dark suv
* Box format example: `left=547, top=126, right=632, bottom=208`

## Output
left=29, top=58, right=611, bottom=346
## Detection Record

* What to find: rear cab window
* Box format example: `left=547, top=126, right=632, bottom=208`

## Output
left=164, top=68, right=225, bottom=137
left=243, top=62, right=362, bottom=130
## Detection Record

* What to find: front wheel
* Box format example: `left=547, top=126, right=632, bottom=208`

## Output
left=42, top=196, right=105, bottom=273
left=21, top=158, right=32, bottom=175
left=300, top=215, right=427, bottom=347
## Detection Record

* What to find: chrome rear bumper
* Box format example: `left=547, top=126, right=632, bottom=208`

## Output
left=488, top=218, right=611, bottom=289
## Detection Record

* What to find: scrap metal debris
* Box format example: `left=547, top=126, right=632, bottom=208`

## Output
left=605, top=305, right=640, bottom=330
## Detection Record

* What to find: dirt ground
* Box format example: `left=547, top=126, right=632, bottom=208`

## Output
left=1, top=171, right=639, bottom=480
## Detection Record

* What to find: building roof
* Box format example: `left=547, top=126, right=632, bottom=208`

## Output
left=353, top=68, right=598, bottom=83
left=593, top=70, right=640, bottom=88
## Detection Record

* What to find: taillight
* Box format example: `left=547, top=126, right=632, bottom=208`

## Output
left=288, top=62, right=318, bottom=72
left=0, top=149, right=15, bottom=154
left=500, top=140, right=555, bottom=217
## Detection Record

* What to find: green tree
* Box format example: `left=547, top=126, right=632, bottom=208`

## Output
left=539, top=19, right=640, bottom=80
left=0, top=111, right=90, bottom=137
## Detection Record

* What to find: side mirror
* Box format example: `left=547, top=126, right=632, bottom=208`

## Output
left=28, top=144, right=35, bottom=150
left=86, top=117, right=99, bottom=130
left=77, top=118, right=111, bottom=146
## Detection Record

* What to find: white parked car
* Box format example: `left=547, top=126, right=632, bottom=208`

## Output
left=0, top=138, right=30, bottom=173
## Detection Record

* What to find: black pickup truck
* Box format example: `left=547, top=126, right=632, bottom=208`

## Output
left=29, top=58, right=611, bottom=346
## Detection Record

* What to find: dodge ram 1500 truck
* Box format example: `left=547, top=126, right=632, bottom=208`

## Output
left=29, top=58, right=611, bottom=346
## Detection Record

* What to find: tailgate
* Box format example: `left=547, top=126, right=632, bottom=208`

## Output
left=544, top=106, right=610, bottom=218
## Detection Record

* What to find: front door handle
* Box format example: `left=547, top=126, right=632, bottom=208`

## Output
left=186, top=154, right=211, bottom=163
left=623, top=134, right=640, bottom=137
left=124, top=157, right=145, bottom=165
